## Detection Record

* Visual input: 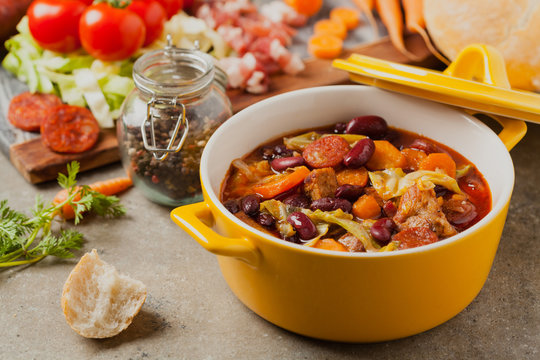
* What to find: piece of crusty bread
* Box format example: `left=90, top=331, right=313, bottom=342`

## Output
left=61, top=249, right=147, bottom=339
left=424, top=0, right=540, bottom=91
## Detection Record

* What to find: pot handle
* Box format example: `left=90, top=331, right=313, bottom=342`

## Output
left=443, top=44, right=527, bottom=151
left=170, top=202, right=260, bottom=267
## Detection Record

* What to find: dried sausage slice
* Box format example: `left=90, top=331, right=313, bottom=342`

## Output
left=8, top=92, right=63, bottom=132
left=41, top=105, right=100, bottom=153
left=302, top=135, right=350, bottom=168
left=393, top=227, right=438, bottom=250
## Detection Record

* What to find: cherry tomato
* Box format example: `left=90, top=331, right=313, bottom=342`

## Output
left=78, top=0, right=94, bottom=4
left=155, top=0, right=182, bottom=19
left=127, top=0, right=167, bottom=46
left=27, top=0, right=87, bottom=53
left=79, top=3, right=145, bottom=61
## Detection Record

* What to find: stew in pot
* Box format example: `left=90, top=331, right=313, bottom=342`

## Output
left=220, top=115, right=491, bottom=252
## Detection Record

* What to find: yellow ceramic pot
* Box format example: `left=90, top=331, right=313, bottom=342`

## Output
left=171, top=85, right=525, bottom=342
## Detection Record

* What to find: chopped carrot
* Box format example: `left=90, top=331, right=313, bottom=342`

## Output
left=352, top=0, right=379, bottom=37
left=330, top=7, right=361, bottom=30
left=365, top=140, right=407, bottom=170
left=401, top=148, right=427, bottom=171
left=336, top=167, right=369, bottom=187
left=375, top=0, right=418, bottom=60
left=314, top=238, right=348, bottom=252
left=352, top=194, right=381, bottom=219
left=308, top=34, right=343, bottom=59
left=53, top=177, right=133, bottom=220
left=313, top=19, right=348, bottom=40
left=419, top=152, right=457, bottom=178
left=252, top=166, right=310, bottom=199
left=284, top=0, right=322, bottom=16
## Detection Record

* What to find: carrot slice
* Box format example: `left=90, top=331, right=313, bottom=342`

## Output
left=336, top=168, right=369, bottom=187
left=314, top=238, right=348, bottom=252
left=330, top=7, right=361, bottom=30
left=313, top=19, right=348, bottom=39
left=252, top=166, right=310, bottom=199
left=352, top=194, right=381, bottom=219
left=53, top=177, right=133, bottom=220
left=365, top=140, right=407, bottom=170
left=375, top=0, right=418, bottom=60
left=284, top=0, right=322, bottom=16
left=419, top=152, right=457, bottom=178
left=308, top=34, right=343, bottom=59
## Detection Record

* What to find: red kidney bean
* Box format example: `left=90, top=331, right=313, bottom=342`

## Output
left=270, top=156, right=305, bottom=171
left=335, top=184, right=363, bottom=202
left=283, top=234, right=302, bottom=244
left=382, top=201, right=397, bottom=217
left=343, top=138, right=375, bottom=168
left=223, top=199, right=240, bottom=214
left=334, top=122, right=347, bottom=133
left=409, top=139, right=439, bottom=154
left=287, top=212, right=318, bottom=240
left=241, top=194, right=260, bottom=216
left=310, top=197, right=352, bottom=213
left=256, top=212, right=276, bottom=227
left=345, top=115, right=388, bottom=138
left=370, top=218, right=396, bottom=245
left=283, top=193, right=311, bottom=208
left=273, top=144, right=293, bottom=157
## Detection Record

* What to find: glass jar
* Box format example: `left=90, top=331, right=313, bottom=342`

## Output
left=117, top=40, right=232, bottom=206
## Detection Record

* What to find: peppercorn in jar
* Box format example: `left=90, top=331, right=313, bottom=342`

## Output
left=117, top=38, right=232, bottom=206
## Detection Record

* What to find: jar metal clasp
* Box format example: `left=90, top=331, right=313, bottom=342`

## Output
left=141, top=96, right=189, bottom=161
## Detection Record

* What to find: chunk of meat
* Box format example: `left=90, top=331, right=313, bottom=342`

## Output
left=303, top=167, right=338, bottom=201
left=393, top=184, right=457, bottom=239
left=337, top=233, right=366, bottom=252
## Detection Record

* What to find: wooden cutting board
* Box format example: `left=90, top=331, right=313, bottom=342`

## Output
left=0, top=34, right=441, bottom=184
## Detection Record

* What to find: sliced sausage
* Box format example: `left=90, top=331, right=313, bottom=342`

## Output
left=302, top=135, right=350, bottom=168
left=8, top=92, right=63, bottom=132
left=393, top=227, right=439, bottom=250
left=41, top=105, right=100, bottom=153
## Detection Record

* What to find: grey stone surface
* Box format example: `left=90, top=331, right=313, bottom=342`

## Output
left=0, top=123, right=538, bottom=360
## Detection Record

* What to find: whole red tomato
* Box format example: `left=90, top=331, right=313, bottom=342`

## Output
left=155, top=0, right=182, bottom=19
left=78, top=0, right=94, bottom=4
left=127, top=0, right=167, bottom=46
left=27, top=0, right=87, bottom=53
left=79, top=3, right=145, bottom=61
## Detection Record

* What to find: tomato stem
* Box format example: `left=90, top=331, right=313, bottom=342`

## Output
left=95, top=0, right=132, bottom=9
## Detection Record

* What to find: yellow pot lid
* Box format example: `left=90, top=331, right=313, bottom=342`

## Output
left=333, top=44, right=540, bottom=125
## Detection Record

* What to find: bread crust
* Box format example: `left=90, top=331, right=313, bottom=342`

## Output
left=424, top=0, right=540, bottom=91
left=61, top=249, right=147, bottom=339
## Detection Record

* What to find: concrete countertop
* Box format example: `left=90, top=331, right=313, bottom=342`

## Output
left=0, top=123, right=538, bottom=360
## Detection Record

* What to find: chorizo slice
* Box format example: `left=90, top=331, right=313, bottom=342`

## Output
left=393, top=227, right=438, bottom=250
left=41, top=104, right=100, bottom=153
left=302, top=135, right=350, bottom=168
left=8, top=92, right=63, bottom=132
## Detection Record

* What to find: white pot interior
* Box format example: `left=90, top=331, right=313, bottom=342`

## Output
left=201, top=86, right=514, bottom=246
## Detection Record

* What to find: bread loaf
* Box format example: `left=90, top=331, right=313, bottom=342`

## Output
left=423, top=0, right=540, bottom=91
left=61, top=249, right=147, bottom=338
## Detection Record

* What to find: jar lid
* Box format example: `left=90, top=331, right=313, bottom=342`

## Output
left=133, top=36, right=224, bottom=99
